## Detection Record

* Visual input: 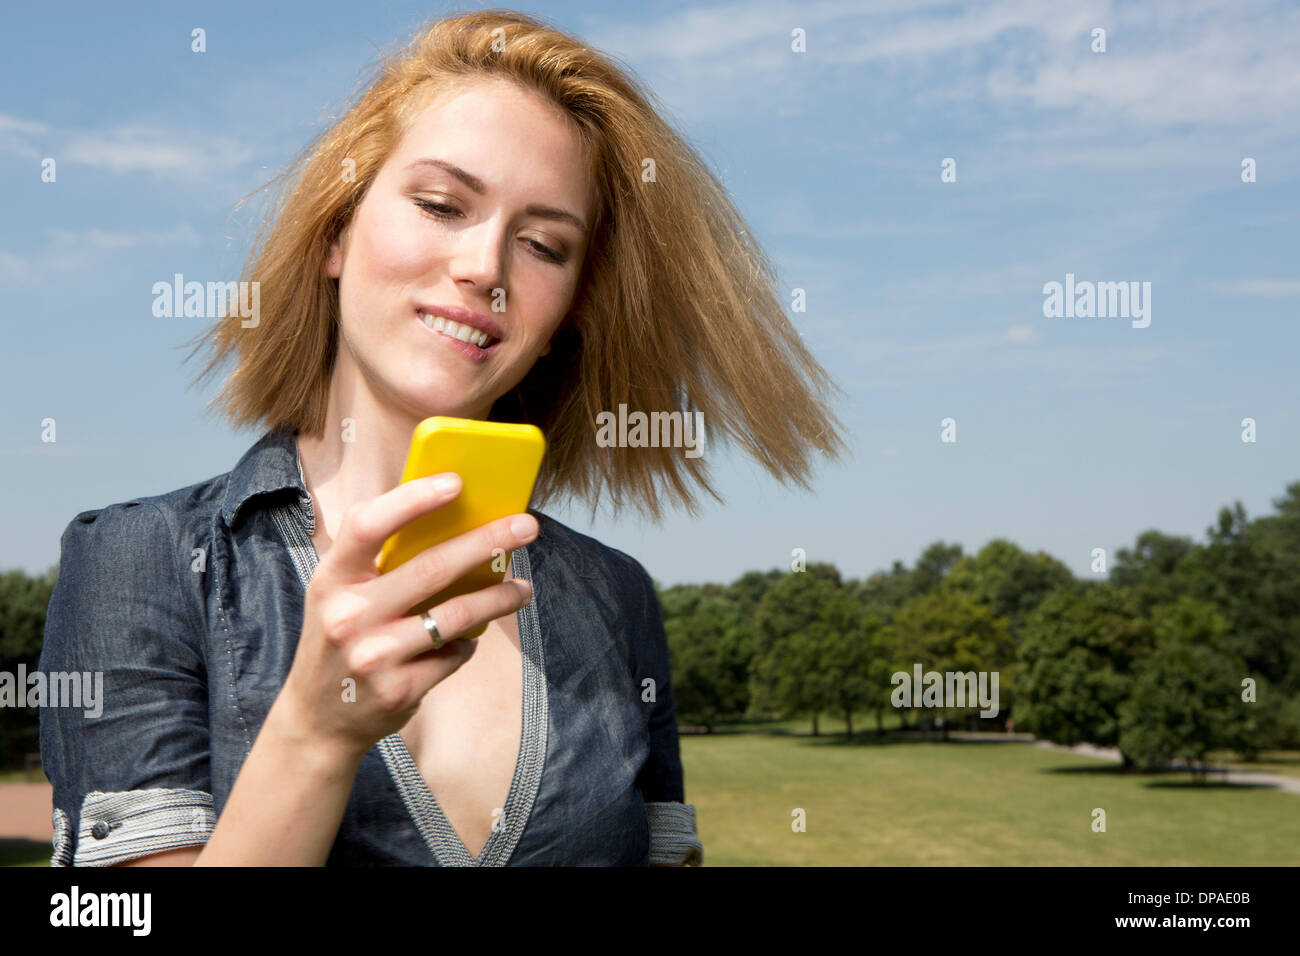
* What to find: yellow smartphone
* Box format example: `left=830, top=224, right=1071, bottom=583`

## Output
left=375, top=417, right=547, bottom=637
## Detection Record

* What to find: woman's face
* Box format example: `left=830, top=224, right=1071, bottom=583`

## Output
left=326, top=76, right=594, bottom=422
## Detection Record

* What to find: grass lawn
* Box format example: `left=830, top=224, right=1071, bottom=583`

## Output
left=0, top=844, right=48, bottom=867
left=0, top=769, right=47, bottom=784
left=682, top=729, right=1300, bottom=866
left=1206, top=750, right=1300, bottom=780
left=6, top=712, right=1297, bottom=866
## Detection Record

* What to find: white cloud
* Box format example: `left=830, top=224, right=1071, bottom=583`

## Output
left=0, top=224, right=203, bottom=287
left=0, top=250, right=33, bottom=284
left=0, top=247, right=100, bottom=287
left=1209, top=279, right=1300, bottom=298
left=0, top=113, right=49, bottom=160
left=62, top=124, right=255, bottom=179
left=988, top=28, right=1300, bottom=126
left=45, top=223, right=202, bottom=250
left=844, top=325, right=1175, bottom=388
left=1003, top=323, right=1040, bottom=343
left=900, top=262, right=1045, bottom=300
left=0, top=113, right=255, bottom=183
left=585, top=0, right=922, bottom=62
left=586, top=0, right=1299, bottom=139
left=834, top=0, right=1105, bottom=62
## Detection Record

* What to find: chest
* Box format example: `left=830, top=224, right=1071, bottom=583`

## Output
left=398, top=611, right=524, bottom=858
left=210, top=510, right=658, bottom=864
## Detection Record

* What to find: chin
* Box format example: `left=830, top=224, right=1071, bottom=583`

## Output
left=399, top=386, right=484, bottom=420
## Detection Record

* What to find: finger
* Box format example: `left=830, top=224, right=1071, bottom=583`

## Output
left=323, top=473, right=463, bottom=581
left=363, top=512, right=538, bottom=622
left=394, top=579, right=534, bottom=661
left=403, top=634, right=480, bottom=692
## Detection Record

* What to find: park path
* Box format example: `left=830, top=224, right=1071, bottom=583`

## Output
left=875, top=731, right=1300, bottom=795
left=1031, top=739, right=1300, bottom=795
left=0, top=781, right=54, bottom=847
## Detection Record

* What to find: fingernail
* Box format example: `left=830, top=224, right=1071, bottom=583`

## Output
left=516, top=579, right=533, bottom=599
left=510, top=514, right=536, bottom=537
left=433, top=473, right=460, bottom=494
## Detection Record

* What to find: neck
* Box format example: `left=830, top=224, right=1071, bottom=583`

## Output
left=295, top=352, right=487, bottom=545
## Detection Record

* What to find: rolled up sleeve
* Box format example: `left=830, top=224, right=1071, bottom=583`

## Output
left=39, top=501, right=214, bottom=866
left=629, top=562, right=703, bottom=867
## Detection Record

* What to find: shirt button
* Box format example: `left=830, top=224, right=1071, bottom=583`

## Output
left=91, top=821, right=110, bottom=840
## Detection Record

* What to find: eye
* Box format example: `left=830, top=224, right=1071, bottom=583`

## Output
left=414, top=199, right=461, bottom=219
left=526, top=238, right=568, bottom=265
left=413, top=199, right=568, bottom=265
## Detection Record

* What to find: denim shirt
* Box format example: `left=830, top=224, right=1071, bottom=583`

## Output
left=38, top=424, right=703, bottom=866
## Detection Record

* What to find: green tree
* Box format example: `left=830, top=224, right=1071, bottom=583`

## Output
left=657, top=582, right=705, bottom=621
left=1110, top=529, right=1200, bottom=610
left=956, top=544, right=1076, bottom=632
left=911, top=541, right=964, bottom=596
left=809, top=594, right=874, bottom=737
left=0, top=566, right=58, bottom=770
left=725, top=569, right=785, bottom=619
left=1016, top=582, right=1155, bottom=764
left=663, top=591, right=752, bottom=732
left=750, top=565, right=843, bottom=735
left=852, top=561, right=913, bottom=625
left=890, top=589, right=1014, bottom=737
left=856, top=615, right=896, bottom=735
left=1179, top=494, right=1300, bottom=698
left=939, top=540, right=1074, bottom=724
left=1117, top=597, right=1255, bottom=780
left=851, top=542, right=963, bottom=625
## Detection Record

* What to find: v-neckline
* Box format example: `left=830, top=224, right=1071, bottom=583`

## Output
left=375, top=544, right=547, bottom=866
left=267, top=489, right=549, bottom=866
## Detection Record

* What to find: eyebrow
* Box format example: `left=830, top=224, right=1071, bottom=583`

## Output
left=405, top=158, right=588, bottom=234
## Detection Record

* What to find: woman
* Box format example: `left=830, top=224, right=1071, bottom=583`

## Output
left=39, top=10, right=845, bottom=866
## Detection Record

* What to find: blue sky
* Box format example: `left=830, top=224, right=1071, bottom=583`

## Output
left=2, top=0, right=1298, bottom=589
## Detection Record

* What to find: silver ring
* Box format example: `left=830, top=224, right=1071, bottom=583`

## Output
left=421, top=610, right=445, bottom=649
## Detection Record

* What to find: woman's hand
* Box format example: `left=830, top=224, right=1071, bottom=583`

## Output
left=277, top=472, right=538, bottom=759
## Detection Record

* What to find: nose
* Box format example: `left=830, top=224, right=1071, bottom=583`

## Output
left=447, top=218, right=507, bottom=295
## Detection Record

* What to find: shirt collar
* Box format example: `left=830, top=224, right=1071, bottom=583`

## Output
left=220, top=423, right=315, bottom=531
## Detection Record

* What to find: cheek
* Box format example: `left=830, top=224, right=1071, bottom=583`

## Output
left=527, top=264, right=581, bottom=317
left=349, top=200, right=430, bottom=283
left=514, top=284, right=572, bottom=351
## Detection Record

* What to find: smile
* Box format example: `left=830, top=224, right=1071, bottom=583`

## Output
left=421, top=311, right=499, bottom=349
left=415, top=310, right=502, bottom=363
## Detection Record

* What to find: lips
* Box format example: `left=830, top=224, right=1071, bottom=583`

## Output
left=421, top=311, right=498, bottom=348
left=416, top=309, right=503, bottom=362
left=416, top=304, right=504, bottom=344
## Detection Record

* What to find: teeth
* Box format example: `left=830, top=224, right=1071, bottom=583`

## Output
left=421, top=312, right=494, bottom=348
